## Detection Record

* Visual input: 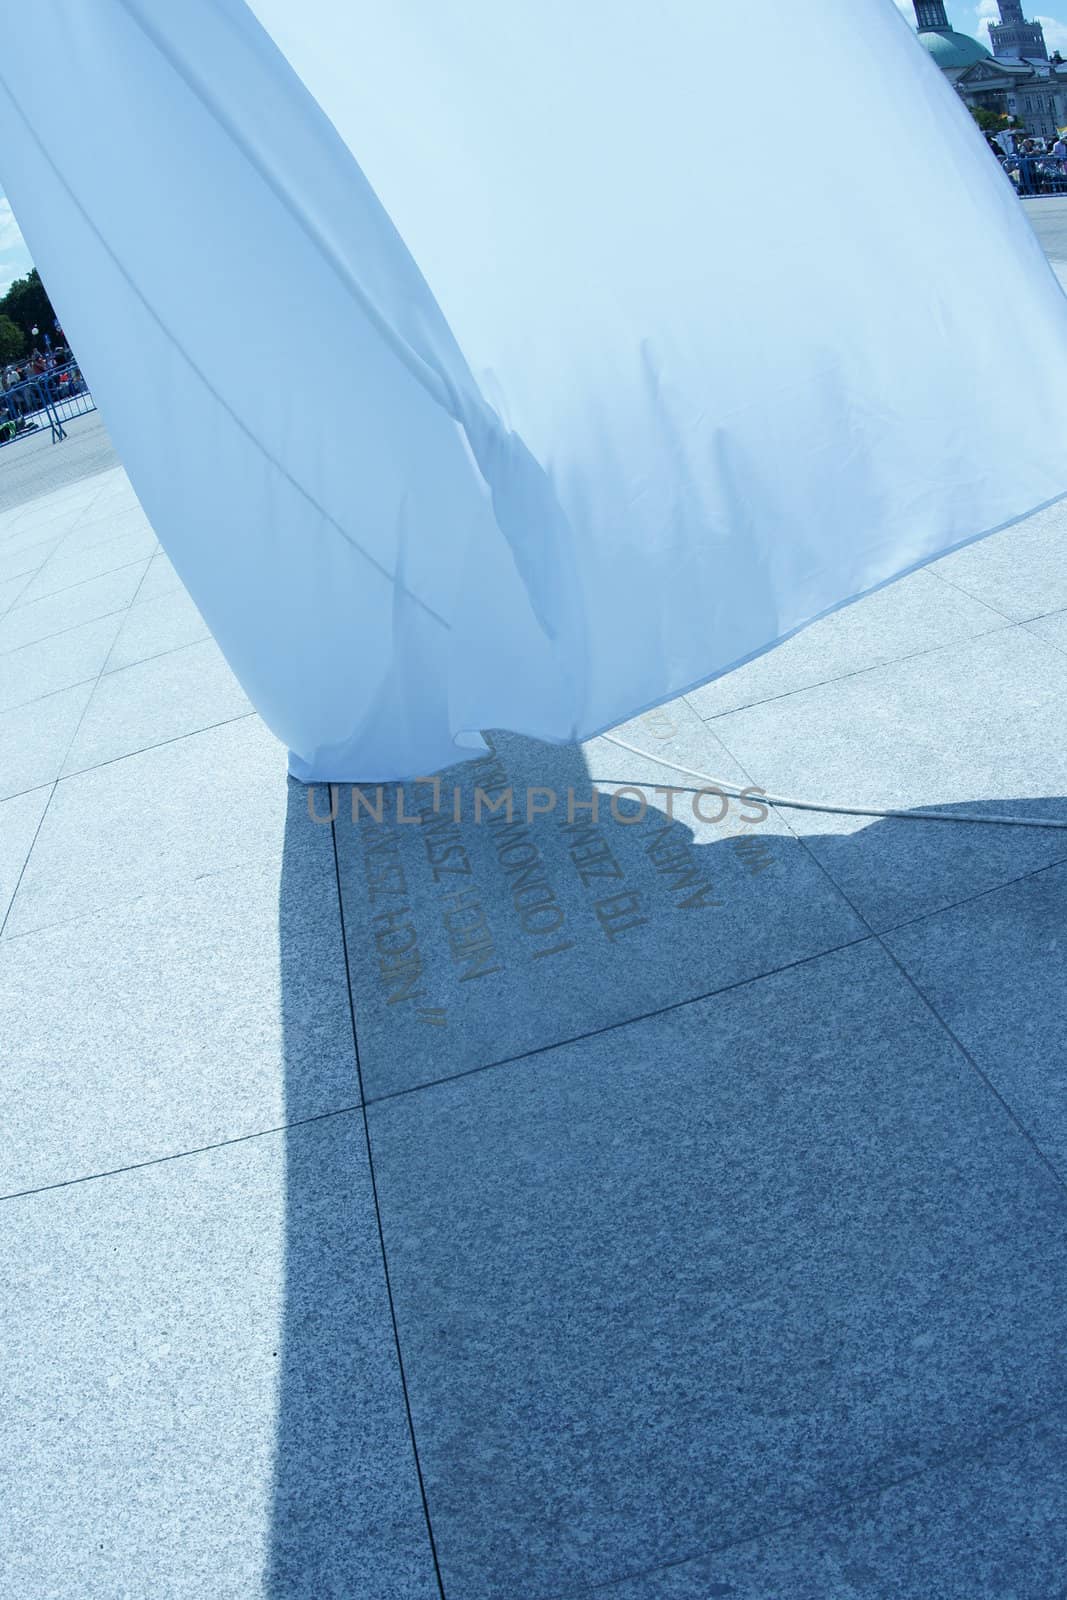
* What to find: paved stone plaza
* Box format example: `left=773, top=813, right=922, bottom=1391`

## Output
left=1024, top=193, right=1067, bottom=270
left=4, top=236, right=1067, bottom=1596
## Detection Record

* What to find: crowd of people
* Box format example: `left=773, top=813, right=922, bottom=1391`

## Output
left=983, top=130, right=1067, bottom=194
left=2, top=343, right=74, bottom=393
left=0, top=344, right=88, bottom=444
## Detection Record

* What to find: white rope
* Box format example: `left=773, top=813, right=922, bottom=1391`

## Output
left=597, top=732, right=1067, bottom=831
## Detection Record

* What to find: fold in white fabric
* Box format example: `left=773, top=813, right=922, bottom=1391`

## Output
left=1, top=0, right=1065, bottom=779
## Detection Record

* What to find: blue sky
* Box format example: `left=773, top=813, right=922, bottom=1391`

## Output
left=0, top=195, right=33, bottom=299
left=897, top=0, right=1067, bottom=52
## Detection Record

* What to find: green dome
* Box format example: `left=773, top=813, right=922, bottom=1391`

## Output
left=919, top=27, right=992, bottom=73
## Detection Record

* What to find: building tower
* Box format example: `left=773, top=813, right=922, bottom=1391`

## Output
left=989, top=1, right=1049, bottom=61
left=913, top=0, right=951, bottom=28
left=911, top=2, right=992, bottom=76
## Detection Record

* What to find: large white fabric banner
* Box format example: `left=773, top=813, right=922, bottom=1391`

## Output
left=1, top=0, right=1065, bottom=779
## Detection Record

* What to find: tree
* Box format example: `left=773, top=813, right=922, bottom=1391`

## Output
left=0, top=314, right=24, bottom=363
left=0, top=267, right=58, bottom=348
left=971, top=106, right=1006, bottom=133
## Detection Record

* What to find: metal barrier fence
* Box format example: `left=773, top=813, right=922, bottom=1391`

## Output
left=0, top=361, right=95, bottom=448
left=1000, top=155, right=1067, bottom=196
left=43, top=362, right=95, bottom=434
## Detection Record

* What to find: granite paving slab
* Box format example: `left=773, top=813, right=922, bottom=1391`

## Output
left=2, top=714, right=287, bottom=938
left=763, top=801, right=1067, bottom=936
left=930, top=494, right=1067, bottom=622
left=0, top=679, right=95, bottom=801
left=0, top=560, right=150, bottom=653
left=71, top=462, right=127, bottom=498
left=1023, top=604, right=1067, bottom=657
left=0, top=501, right=101, bottom=552
left=0, top=1118, right=438, bottom=1600
left=136, top=549, right=184, bottom=602
left=0, top=487, right=98, bottom=542
left=0, top=516, right=66, bottom=551
left=705, top=626, right=1067, bottom=930
left=0, top=612, right=122, bottom=715
left=334, top=699, right=864, bottom=1100
left=3, top=370, right=1067, bottom=1598
left=0, top=785, right=50, bottom=927
left=687, top=568, right=1006, bottom=720
left=884, top=859, right=1067, bottom=1178
left=0, top=573, right=31, bottom=615
left=0, top=534, right=62, bottom=583
left=15, top=524, right=157, bottom=605
left=0, top=412, right=119, bottom=514
left=61, top=636, right=252, bottom=774
left=368, top=940, right=1067, bottom=1599
left=55, top=501, right=153, bottom=553
left=0, top=839, right=356, bottom=1194
left=595, top=1407, right=1067, bottom=1600
left=103, top=585, right=211, bottom=672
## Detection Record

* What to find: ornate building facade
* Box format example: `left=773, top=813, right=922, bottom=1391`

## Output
left=912, top=1, right=1067, bottom=138
left=989, top=0, right=1049, bottom=62
left=912, top=0, right=991, bottom=77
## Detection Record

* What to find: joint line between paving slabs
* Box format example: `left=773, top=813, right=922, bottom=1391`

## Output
left=0, top=484, right=140, bottom=938
left=0, top=780, right=57, bottom=941
left=362, top=930, right=876, bottom=1111
left=548, top=1399, right=1067, bottom=1600
left=787, top=826, right=1067, bottom=1197
left=700, top=712, right=1067, bottom=1201
left=329, top=815, right=450, bottom=1600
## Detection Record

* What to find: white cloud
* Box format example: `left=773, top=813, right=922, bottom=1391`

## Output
left=0, top=191, right=34, bottom=302
left=0, top=199, right=25, bottom=253
left=974, top=0, right=998, bottom=41
left=887, top=0, right=1067, bottom=54
left=1035, top=13, right=1067, bottom=50
left=965, top=2, right=1067, bottom=50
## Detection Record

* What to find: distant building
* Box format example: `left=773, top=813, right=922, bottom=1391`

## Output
left=955, top=54, right=1067, bottom=139
left=911, top=1, right=1067, bottom=139
left=912, top=0, right=991, bottom=78
left=988, top=0, right=1049, bottom=62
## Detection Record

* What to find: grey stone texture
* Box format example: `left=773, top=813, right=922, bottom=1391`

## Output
left=4, top=349, right=1067, bottom=1595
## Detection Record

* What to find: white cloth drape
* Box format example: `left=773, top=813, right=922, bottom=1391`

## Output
left=1, top=0, right=1065, bottom=779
